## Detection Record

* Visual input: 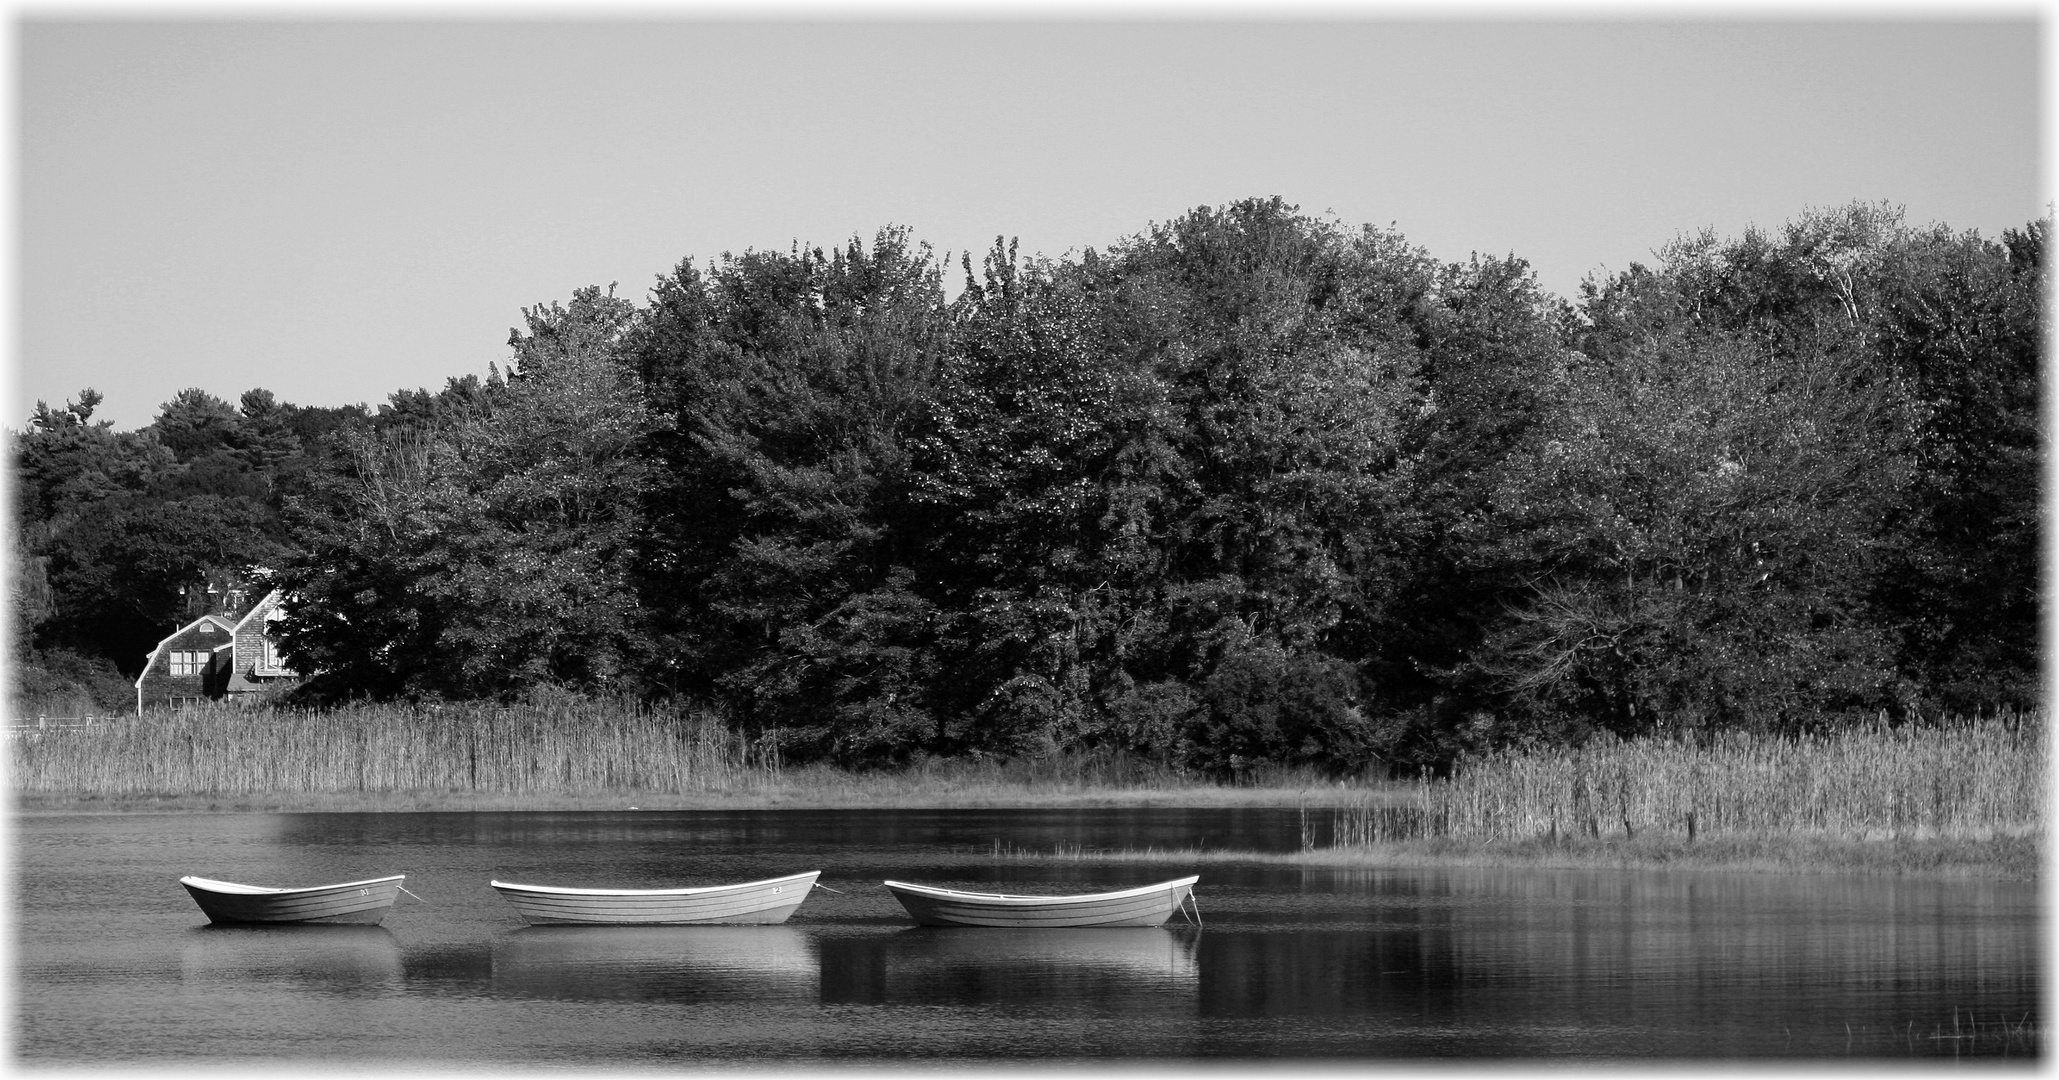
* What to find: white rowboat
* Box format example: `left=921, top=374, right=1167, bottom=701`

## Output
left=883, top=875, right=1200, bottom=928
left=490, top=870, right=821, bottom=925
left=180, top=874, right=406, bottom=925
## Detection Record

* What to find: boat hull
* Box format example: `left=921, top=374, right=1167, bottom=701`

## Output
left=883, top=876, right=1199, bottom=928
left=490, top=871, right=821, bottom=925
left=180, top=875, right=404, bottom=926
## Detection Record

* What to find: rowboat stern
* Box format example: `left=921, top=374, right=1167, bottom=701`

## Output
left=1169, top=873, right=1198, bottom=911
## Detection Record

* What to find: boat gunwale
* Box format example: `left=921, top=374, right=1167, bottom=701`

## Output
left=489, top=871, right=820, bottom=898
left=881, top=875, right=1199, bottom=907
left=179, top=874, right=406, bottom=897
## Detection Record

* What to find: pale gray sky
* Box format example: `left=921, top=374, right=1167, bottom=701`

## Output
left=17, top=17, right=2043, bottom=431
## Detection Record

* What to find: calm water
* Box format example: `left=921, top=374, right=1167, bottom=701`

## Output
left=13, top=808, right=2041, bottom=1065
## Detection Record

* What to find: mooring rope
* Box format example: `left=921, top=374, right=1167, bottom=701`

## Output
left=1181, top=890, right=1203, bottom=928
left=812, top=882, right=845, bottom=894
left=397, top=885, right=430, bottom=905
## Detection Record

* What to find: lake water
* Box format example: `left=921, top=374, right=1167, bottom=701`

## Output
left=12, top=808, right=2041, bottom=1065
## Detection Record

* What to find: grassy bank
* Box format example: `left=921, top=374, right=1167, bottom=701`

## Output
left=10, top=764, right=1373, bottom=814
left=1289, top=714, right=2045, bottom=880
left=8, top=697, right=1376, bottom=812
left=11, top=696, right=763, bottom=797
left=10, top=702, right=2041, bottom=879
left=11, top=781, right=1365, bottom=815
left=1400, top=715, right=2044, bottom=842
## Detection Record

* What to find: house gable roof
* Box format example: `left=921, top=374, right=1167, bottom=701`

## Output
left=232, top=588, right=299, bottom=677
left=229, top=589, right=286, bottom=638
left=134, top=613, right=247, bottom=689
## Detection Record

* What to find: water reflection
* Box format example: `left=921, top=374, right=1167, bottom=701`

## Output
left=179, top=925, right=403, bottom=990
left=1199, top=868, right=2043, bottom=1058
left=492, top=925, right=819, bottom=1002
left=270, top=807, right=1310, bottom=859
left=820, top=927, right=1198, bottom=1007
left=15, top=809, right=2041, bottom=1063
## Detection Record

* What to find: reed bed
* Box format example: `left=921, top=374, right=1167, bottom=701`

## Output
left=10, top=695, right=772, bottom=797
left=1320, top=713, right=2044, bottom=846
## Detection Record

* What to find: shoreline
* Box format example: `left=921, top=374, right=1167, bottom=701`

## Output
left=10, top=781, right=1386, bottom=815
left=1052, top=833, right=2043, bottom=882
left=14, top=786, right=2038, bottom=882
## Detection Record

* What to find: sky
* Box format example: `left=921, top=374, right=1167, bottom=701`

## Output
left=15, top=12, right=2045, bottom=432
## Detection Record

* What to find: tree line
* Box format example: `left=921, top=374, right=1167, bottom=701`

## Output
left=13, top=198, right=2042, bottom=774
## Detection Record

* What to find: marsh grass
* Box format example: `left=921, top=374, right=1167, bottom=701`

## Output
left=1395, top=713, right=2045, bottom=843
left=9, top=698, right=1372, bottom=807
left=12, top=698, right=2043, bottom=880
left=1279, top=713, right=2044, bottom=876
left=971, top=715, right=2043, bottom=879
left=1914, top=1010, right=2044, bottom=1057
left=10, top=695, right=768, bottom=797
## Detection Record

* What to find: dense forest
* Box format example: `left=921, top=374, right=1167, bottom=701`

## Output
left=12, top=198, right=2043, bottom=775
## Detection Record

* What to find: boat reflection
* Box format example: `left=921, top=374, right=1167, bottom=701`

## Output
left=490, top=924, right=819, bottom=1002
left=179, top=924, right=403, bottom=989
left=819, top=926, right=1199, bottom=1006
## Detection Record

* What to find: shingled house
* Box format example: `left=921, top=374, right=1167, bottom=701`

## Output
left=133, top=585, right=299, bottom=715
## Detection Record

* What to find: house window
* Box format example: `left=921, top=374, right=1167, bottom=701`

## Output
left=169, top=651, right=207, bottom=676
left=260, top=638, right=285, bottom=673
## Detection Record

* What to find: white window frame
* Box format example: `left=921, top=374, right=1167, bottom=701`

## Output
left=169, top=651, right=206, bottom=677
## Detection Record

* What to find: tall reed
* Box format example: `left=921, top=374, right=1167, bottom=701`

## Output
left=10, top=695, right=774, bottom=797
left=1322, top=713, right=2045, bottom=845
